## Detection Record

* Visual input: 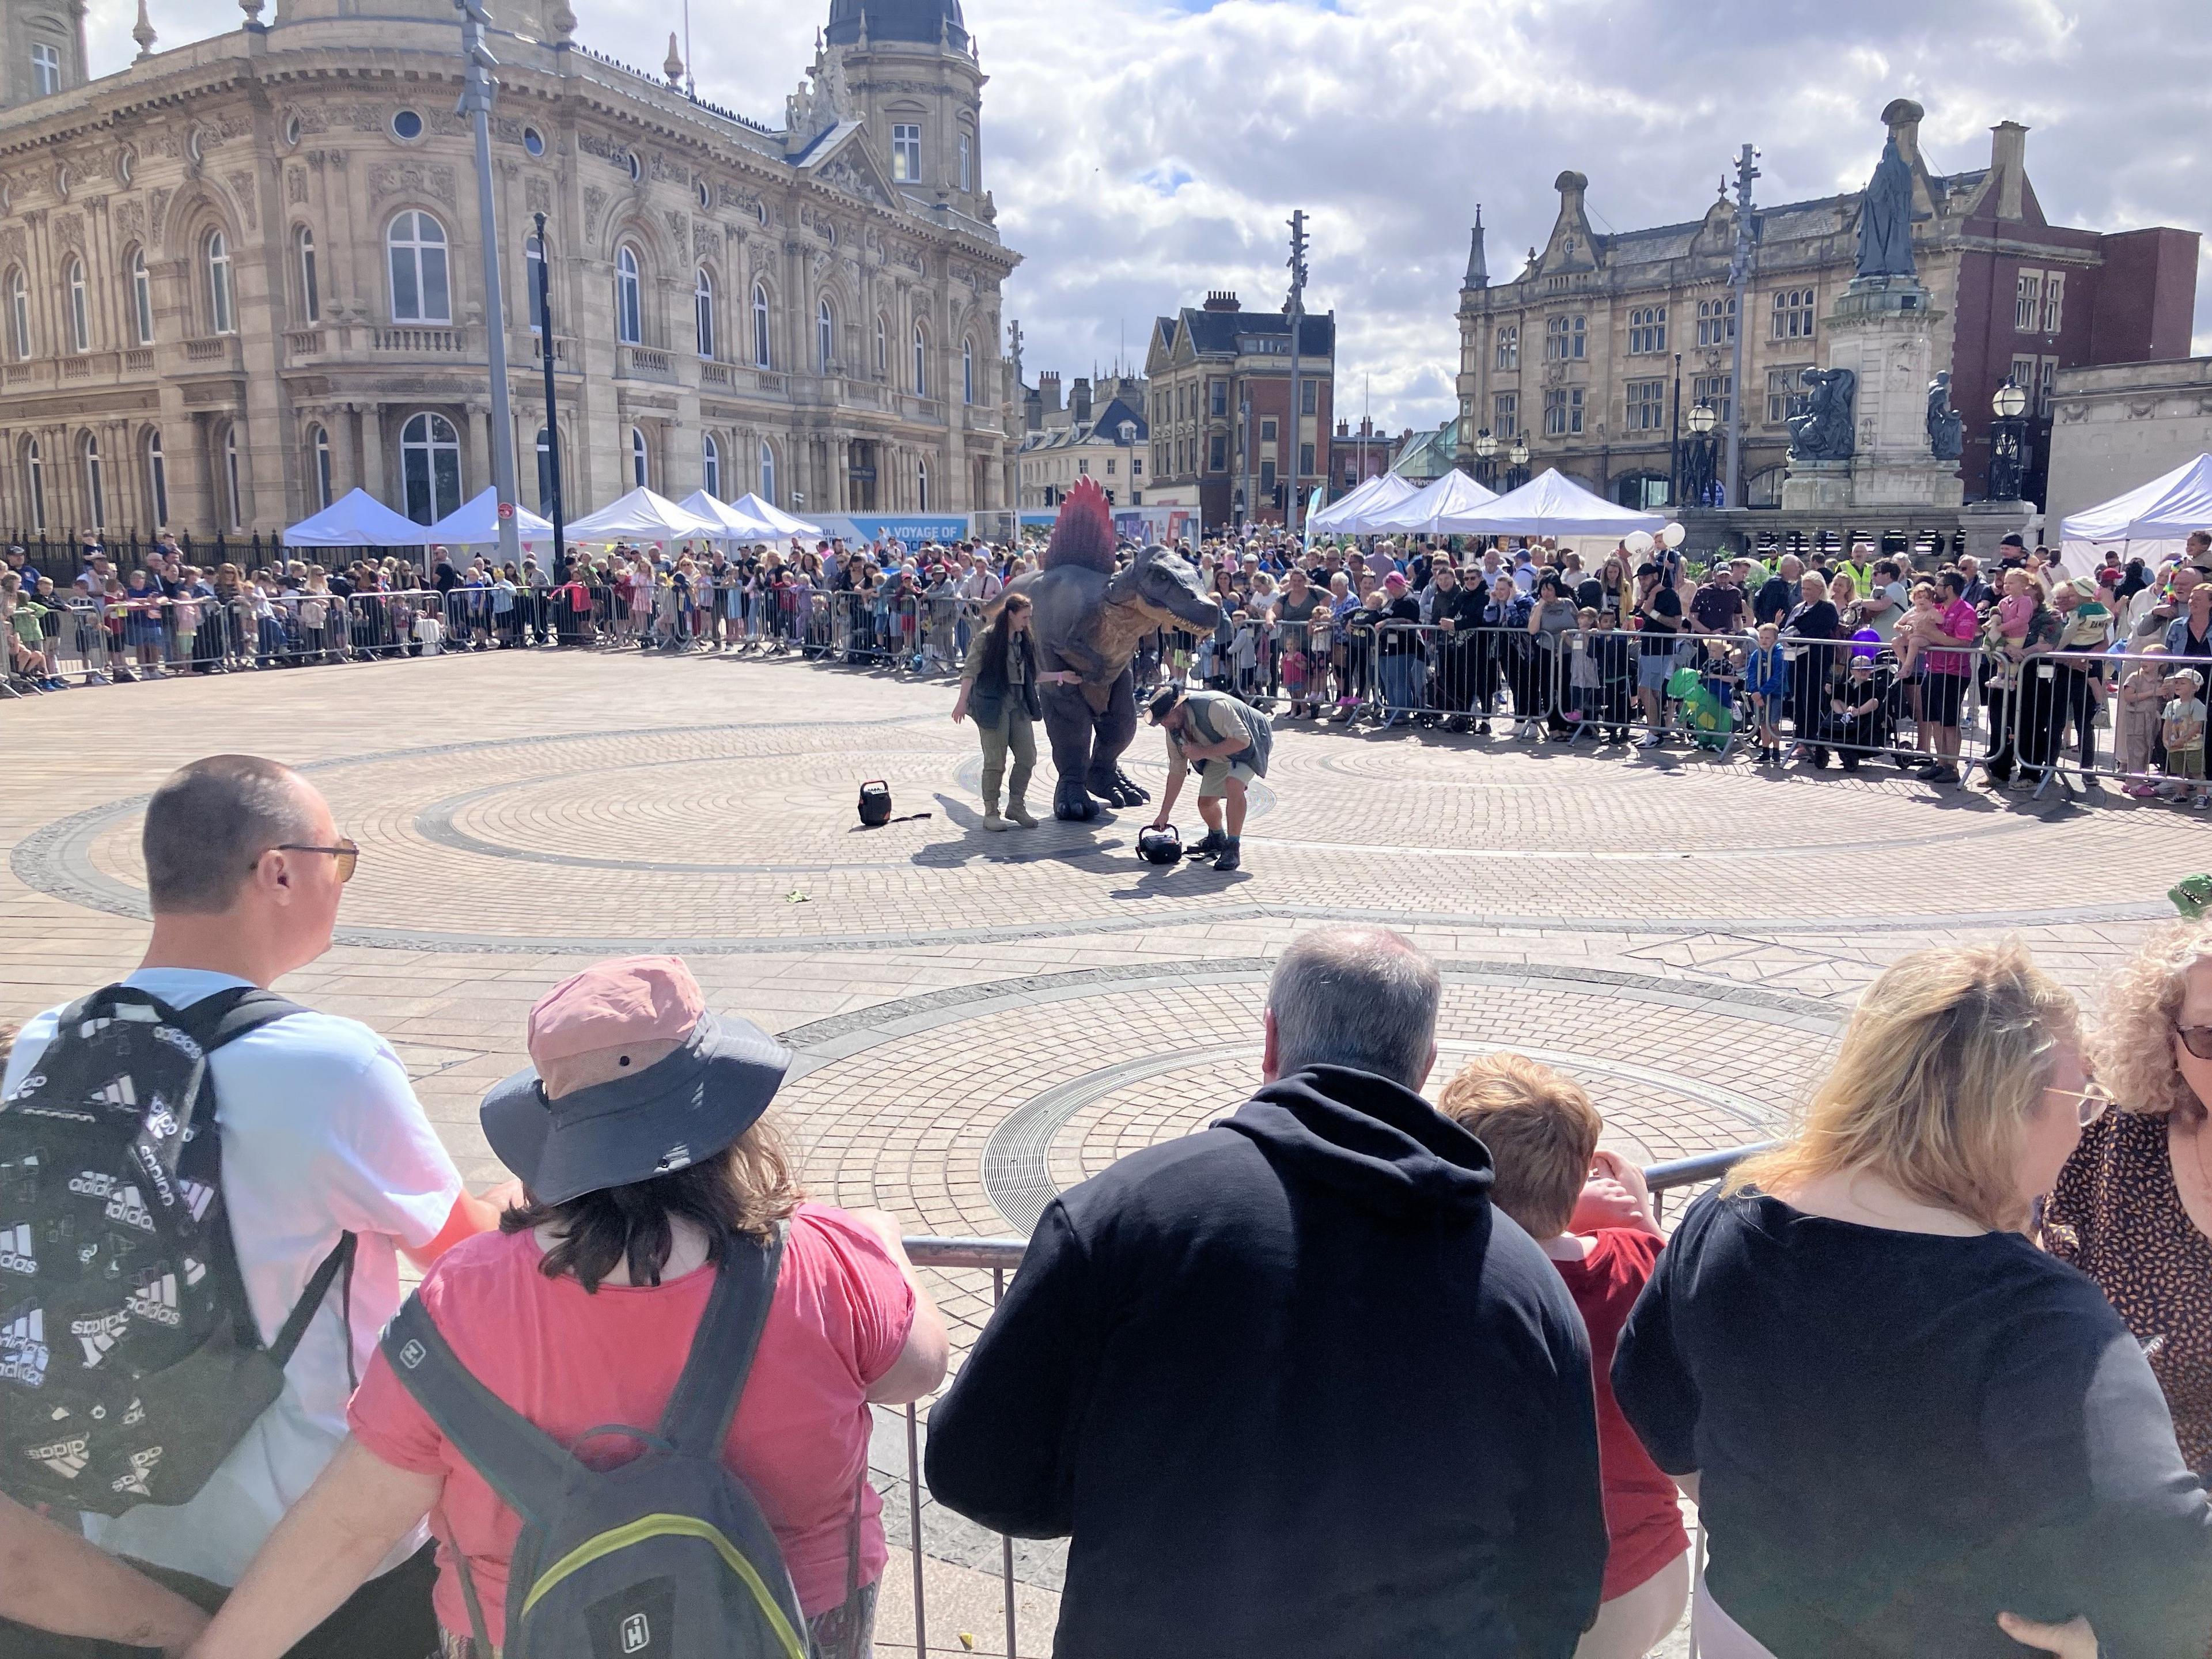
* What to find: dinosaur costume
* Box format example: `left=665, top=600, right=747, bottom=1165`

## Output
left=1002, top=479, right=1222, bottom=821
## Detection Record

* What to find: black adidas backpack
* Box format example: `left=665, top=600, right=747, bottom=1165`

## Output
left=0, top=984, right=355, bottom=1513
left=382, top=1226, right=814, bottom=1659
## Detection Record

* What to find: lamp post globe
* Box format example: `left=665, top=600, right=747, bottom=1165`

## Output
left=1509, top=436, right=1529, bottom=467
left=1688, top=401, right=1717, bottom=436
left=1992, top=379, right=2029, bottom=419
left=1474, top=430, right=1498, bottom=461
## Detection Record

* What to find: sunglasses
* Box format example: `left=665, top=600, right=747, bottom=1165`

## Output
left=264, top=838, right=361, bottom=884
left=2047, top=1080, right=2116, bottom=1130
left=2178, top=1025, right=2212, bottom=1062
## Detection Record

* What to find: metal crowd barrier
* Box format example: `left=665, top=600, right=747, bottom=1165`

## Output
left=885, top=1141, right=1774, bottom=1658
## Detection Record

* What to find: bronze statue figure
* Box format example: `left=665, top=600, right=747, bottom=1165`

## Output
left=1787, top=368, right=1858, bottom=463
left=1857, top=134, right=1918, bottom=280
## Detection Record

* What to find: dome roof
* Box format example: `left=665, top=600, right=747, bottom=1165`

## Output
left=825, top=0, right=967, bottom=49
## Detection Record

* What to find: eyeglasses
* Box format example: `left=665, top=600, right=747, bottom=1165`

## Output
left=2177, top=1025, right=2212, bottom=1062
left=264, top=838, right=360, bottom=884
left=2047, top=1080, right=2116, bottom=1130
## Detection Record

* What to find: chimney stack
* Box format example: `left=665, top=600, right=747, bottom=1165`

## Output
left=1202, top=291, right=1241, bottom=313
left=1038, top=370, right=1062, bottom=414
left=1071, top=377, right=1093, bottom=424
left=1990, top=121, right=2029, bottom=221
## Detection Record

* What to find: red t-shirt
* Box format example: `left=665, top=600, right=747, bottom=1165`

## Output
left=348, top=1204, right=915, bottom=1643
left=1548, top=1229, right=1691, bottom=1600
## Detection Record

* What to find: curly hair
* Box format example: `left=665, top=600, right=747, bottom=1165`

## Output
left=2088, top=920, right=2212, bottom=1122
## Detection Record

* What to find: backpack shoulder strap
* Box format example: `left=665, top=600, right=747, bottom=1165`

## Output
left=267, top=1229, right=356, bottom=1372
left=381, top=1293, right=572, bottom=1523
left=169, top=986, right=306, bottom=1055
left=658, top=1224, right=786, bottom=1460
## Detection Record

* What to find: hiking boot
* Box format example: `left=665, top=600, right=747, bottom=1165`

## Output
left=982, top=812, right=1012, bottom=832
left=1188, top=828, right=1227, bottom=859
left=1007, top=798, right=1039, bottom=828
left=1213, top=838, right=1241, bottom=873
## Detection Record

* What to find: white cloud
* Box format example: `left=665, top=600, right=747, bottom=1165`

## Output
left=89, top=0, right=2211, bottom=434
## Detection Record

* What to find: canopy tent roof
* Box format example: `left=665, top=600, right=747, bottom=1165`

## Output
left=1442, top=468, right=1666, bottom=536
left=1307, top=473, right=1419, bottom=535
left=421, top=488, right=555, bottom=547
left=675, top=492, right=827, bottom=543
left=1364, top=469, right=1501, bottom=536
left=282, top=488, right=427, bottom=548
left=560, top=487, right=724, bottom=544
left=724, top=493, right=827, bottom=540
left=2057, top=453, right=2212, bottom=577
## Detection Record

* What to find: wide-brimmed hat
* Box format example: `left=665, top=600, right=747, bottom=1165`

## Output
left=1146, top=683, right=1188, bottom=725
left=480, top=956, right=790, bottom=1206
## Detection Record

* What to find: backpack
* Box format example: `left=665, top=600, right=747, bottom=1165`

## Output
left=382, top=1228, right=813, bottom=1659
left=0, top=984, right=356, bottom=1514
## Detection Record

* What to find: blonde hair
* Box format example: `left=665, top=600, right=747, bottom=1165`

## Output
left=1800, top=571, right=1831, bottom=600
left=1437, top=1053, right=1602, bottom=1238
left=1729, top=941, right=2078, bottom=1233
left=2089, top=921, right=2212, bottom=1122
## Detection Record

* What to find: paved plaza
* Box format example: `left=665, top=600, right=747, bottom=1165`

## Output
left=0, top=650, right=2194, bottom=1654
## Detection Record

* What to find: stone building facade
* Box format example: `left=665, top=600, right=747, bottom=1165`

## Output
left=0, top=0, right=1020, bottom=540
left=1014, top=385, right=1145, bottom=509
left=1453, top=101, right=2197, bottom=513
left=2044, top=355, right=2212, bottom=536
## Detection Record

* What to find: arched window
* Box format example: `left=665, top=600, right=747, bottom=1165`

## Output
left=129, top=249, right=153, bottom=344
left=6, top=268, right=28, bottom=358
left=758, top=440, right=775, bottom=506
left=694, top=267, right=714, bottom=359
left=702, top=431, right=721, bottom=499
left=206, top=231, right=233, bottom=334
left=916, top=457, right=929, bottom=512
left=912, top=324, right=926, bottom=396
left=524, top=232, right=546, bottom=334
left=962, top=337, right=974, bottom=406
left=387, top=211, right=450, bottom=324
left=143, top=429, right=169, bottom=527
left=64, top=256, right=88, bottom=352
left=221, top=425, right=242, bottom=529
left=80, top=432, right=104, bottom=525
left=535, top=425, right=555, bottom=510
left=630, top=425, right=650, bottom=490
left=296, top=226, right=320, bottom=323
left=23, top=437, right=46, bottom=531
left=874, top=313, right=887, bottom=377
left=308, top=423, right=332, bottom=509
left=817, top=299, right=835, bottom=374
left=751, top=282, right=771, bottom=369
left=615, top=245, right=642, bottom=345
left=400, top=411, right=462, bottom=523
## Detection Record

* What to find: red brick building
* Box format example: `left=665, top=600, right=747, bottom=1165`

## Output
left=1329, top=416, right=1399, bottom=498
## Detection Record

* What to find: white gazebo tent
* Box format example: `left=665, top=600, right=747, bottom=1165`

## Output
left=421, top=488, right=555, bottom=547
left=2057, top=453, right=2212, bottom=578
left=724, top=493, right=827, bottom=540
left=1307, top=472, right=1419, bottom=535
left=1364, top=470, right=1502, bottom=536
left=1450, top=468, right=1666, bottom=538
left=560, top=487, right=724, bottom=545
left=675, top=491, right=826, bottom=543
left=282, top=488, right=428, bottom=548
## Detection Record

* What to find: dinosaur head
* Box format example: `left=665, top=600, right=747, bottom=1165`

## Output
left=1107, top=543, right=1221, bottom=632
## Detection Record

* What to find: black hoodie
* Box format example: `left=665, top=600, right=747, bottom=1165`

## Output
left=925, top=1065, right=1605, bottom=1659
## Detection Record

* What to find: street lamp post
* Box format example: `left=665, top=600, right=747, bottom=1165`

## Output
left=532, top=211, right=566, bottom=579
left=1119, top=419, right=1138, bottom=510
left=1668, top=350, right=1683, bottom=505
left=1472, top=428, right=1498, bottom=491
left=1506, top=435, right=1531, bottom=493
left=1681, top=401, right=1719, bottom=508
left=1987, top=378, right=2030, bottom=502
left=456, top=0, right=521, bottom=572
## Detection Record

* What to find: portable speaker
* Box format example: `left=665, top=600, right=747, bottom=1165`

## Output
left=858, top=780, right=893, bottom=827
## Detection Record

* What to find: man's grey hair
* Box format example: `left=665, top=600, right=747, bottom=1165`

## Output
left=143, top=755, right=318, bottom=915
left=1266, top=927, right=1441, bottom=1088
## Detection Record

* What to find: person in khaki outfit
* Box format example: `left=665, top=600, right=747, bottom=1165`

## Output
left=951, top=593, right=1073, bottom=831
left=1146, top=683, right=1272, bottom=872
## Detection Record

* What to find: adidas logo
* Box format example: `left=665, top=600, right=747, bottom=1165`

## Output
left=179, top=1180, right=215, bottom=1222
left=103, top=1187, right=154, bottom=1233
left=93, top=1077, right=138, bottom=1110
left=181, top=1255, right=207, bottom=1289
left=110, top=1444, right=163, bottom=1498
left=67, top=1171, right=118, bottom=1200
left=0, top=1309, right=48, bottom=1387
left=654, top=1143, right=694, bottom=1174
left=27, top=1434, right=88, bottom=1480
left=132, top=1145, right=176, bottom=1210
left=0, top=1224, right=36, bottom=1276
left=71, top=1308, right=129, bottom=1368
left=127, top=1275, right=181, bottom=1328
left=152, top=1024, right=204, bottom=1060
left=121, top=1396, right=145, bottom=1427
left=143, top=1103, right=180, bottom=1141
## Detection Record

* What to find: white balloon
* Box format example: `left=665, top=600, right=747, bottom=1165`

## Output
left=1624, top=531, right=1656, bottom=556
left=1660, top=522, right=1687, bottom=550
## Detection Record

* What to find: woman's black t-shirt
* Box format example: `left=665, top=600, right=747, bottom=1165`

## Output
left=1614, top=1190, right=2212, bottom=1659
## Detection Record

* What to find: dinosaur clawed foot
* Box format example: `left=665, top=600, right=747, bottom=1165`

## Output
left=1054, top=778, right=1100, bottom=821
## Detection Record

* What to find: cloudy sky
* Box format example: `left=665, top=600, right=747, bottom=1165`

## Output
left=92, top=0, right=2211, bottom=433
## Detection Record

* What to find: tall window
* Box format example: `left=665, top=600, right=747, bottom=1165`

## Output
left=2041, top=272, right=2065, bottom=334
left=2014, top=271, right=2042, bottom=332
left=143, top=429, right=168, bottom=526
left=1770, top=288, right=1815, bottom=340
left=1493, top=391, right=1518, bottom=440
left=6, top=268, right=27, bottom=358
left=387, top=211, right=450, bottom=323
left=702, top=431, right=721, bottom=499
left=615, top=245, right=642, bottom=345
left=301, top=423, right=328, bottom=508
left=1766, top=366, right=1813, bottom=425
left=64, top=256, right=88, bottom=351
left=962, top=338, right=974, bottom=405
left=874, top=313, right=887, bottom=376
left=221, top=425, right=241, bottom=528
left=752, top=283, right=771, bottom=368
left=630, top=426, right=650, bottom=490
left=296, top=226, right=320, bottom=323
left=1695, top=296, right=1735, bottom=347
left=1627, top=306, right=1666, bottom=354
left=758, top=439, right=775, bottom=505
left=912, top=324, right=926, bottom=396
left=1543, top=315, right=1585, bottom=361
left=2009, top=353, right=2039, bottom=399
left=207, top=231, right=234, bottom=332
left=1494, top=325, right=1517, bottom=370
left=22, top=437, right=44, bottom=529
left=400, top=411, right=461, bottom=522
left=524, top=232, right=546, bottom=333
left=81, top=433, right=104, bottom=525
left=892, top=123, right=921, bottom=183
left=958, top=132, right=973, bottom=192
left=1209, top=434, right=1226, bottom=472
left=1543, top=386, right=1584, bottom=436
left=916, top=458, right=929, bottom=512
left=1625, top=379, right=1665, bottom=431
left=694, top=267, right=714, bottom=359
left=130, top=249, right=154, bottom=344
left=818, top=300, right=835, bottom=373
left=30, top=42, right=60, bottom=97
left=1691, top=373, right=1732, bottom=423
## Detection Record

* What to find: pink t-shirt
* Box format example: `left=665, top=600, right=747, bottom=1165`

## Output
left=1996, top=592, right=2035, bottom=639
left=1926, top=597, right=1979, bottom=676
left=348, top=1204, right=914, bottom=1644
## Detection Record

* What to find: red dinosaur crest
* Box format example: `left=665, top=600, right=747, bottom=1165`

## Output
left=1041, top=476, right=1116, bottom=574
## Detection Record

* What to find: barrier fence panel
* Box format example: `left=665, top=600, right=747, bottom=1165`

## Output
left=2020, top=646, right=2212, bottom=801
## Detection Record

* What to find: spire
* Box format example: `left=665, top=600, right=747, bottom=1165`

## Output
left=1465, top=203, right=1488, bottom=289
left=132, top=0, right=157, bottom=60
left=664, top=32, right=684, bottom=85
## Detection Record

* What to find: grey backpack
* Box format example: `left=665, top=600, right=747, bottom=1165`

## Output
left=381, top=1226, right=813, bottom=1659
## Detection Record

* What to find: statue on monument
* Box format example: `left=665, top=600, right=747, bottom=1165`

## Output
left=1787, top=369, right=1858, bottom=462
left=1856, top=133, right=1918, bottom=280
left=1925, top=373, right=1964, bottom=461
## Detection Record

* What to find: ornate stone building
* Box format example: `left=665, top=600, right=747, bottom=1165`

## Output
left=0, top=0, right=1020, bottom=540
left=1453, top=101, right=2196, bottom=512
